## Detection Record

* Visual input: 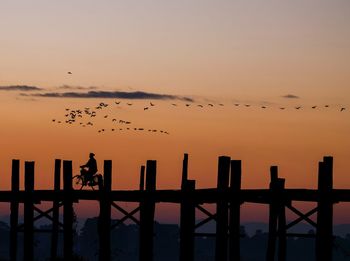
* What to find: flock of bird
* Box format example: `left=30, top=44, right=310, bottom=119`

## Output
left=51, top=101, right=170, bottom=135
left=51, top=100, right=347, bottom=135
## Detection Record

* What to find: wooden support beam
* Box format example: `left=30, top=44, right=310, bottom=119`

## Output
left=24, top=161, right=35, bottom=261
left=229, top=160, right=242, bottom=261
left=51, top=159, right=61, bottom=260
left=10, top=159, right=20, bottom=261
left=179, top=179, right=196, bottom=261
left=139, top=160, right=157, bottom=261
left=98, top=160, right=112, bottom=261
left=215, top=156, right=231, bottom=261
left=63, top=160, right=74, bottom=260
left=316, top=157, right=333, bottom=261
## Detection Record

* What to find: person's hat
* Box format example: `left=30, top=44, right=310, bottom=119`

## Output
left=89, top=152, right=95, bottom=157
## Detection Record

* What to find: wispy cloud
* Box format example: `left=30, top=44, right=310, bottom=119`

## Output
left=282, top=94, right=300, bottom=99
left=57, top=85, right=98, bottom=90
left=24, top=90, right=194, bottom=102
left=0, top=85, right=43, bottom=91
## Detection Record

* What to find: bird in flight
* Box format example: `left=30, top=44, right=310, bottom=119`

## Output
left=208, top=104, right=214, bottom=107
left=144, top=107, right=149, bottom=111
left=341, top=107, right=346, bottom=112
left=150, top=102, right=155, bottom=106
left=67, top=72, right=72, bottom=75
left=312, top=106, right=317, bottom=109
left=295, top=106, right=301, bottom=110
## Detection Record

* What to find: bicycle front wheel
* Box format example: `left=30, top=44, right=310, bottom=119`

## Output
left=72, top=175, right=85, bottom=190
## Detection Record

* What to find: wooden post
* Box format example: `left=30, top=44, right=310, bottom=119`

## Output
left=229, top=160, right=242, bottom=261
left=266, top=166, right=279, bottom=261
left=316, top=157, right=333, bottom=261
left=10, top=159, right=20, bottom=261
left=277, top=178, right=286, bottom=261
left=51, top=159, right=61, bottom=260
left=179, top=179, right=196, bottom=261
left=140, top=165, right=145, bottom=191
left=63, top=160, right=74, bottom=260
left=24, top=161, right=35, bottom=261
left=139, top=160, right=157, bottom=261
left=215, top=156, right=231, bottom=261
left=181, top=153, right=189, bottom=190
left=98, top=160, right=112, bottom=261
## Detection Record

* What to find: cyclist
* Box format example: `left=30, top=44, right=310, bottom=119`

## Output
left=80, top=153, right=98, bottom=185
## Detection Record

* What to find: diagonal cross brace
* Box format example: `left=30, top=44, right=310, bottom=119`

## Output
left=111, top=207, right=140, bottom=229
left=286, top=204, right=318, bottom=230
left=111, top=202, right=140, bottom=225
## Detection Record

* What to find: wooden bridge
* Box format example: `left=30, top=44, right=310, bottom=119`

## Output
left=0, top=155, right=346, bottom=261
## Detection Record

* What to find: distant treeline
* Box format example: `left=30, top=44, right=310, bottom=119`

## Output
left=0, top=218, right=350, bottom=261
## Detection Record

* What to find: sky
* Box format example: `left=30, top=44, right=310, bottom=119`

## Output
left=0, top=0, right=350, bottom=224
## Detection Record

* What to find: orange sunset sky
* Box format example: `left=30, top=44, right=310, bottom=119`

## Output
left=1, top=0, right=350, bottom=224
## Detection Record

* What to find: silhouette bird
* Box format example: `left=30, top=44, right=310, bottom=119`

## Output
left=112, top=119, right=117, bottom=122
left=295, top=106, right=301, bottom=110
left=150, top=102, right=155, bottom=106
left=104, top=115, right=108, bottom=118
left=67, top=72, right=72, bottom=75
left=234, top=104, right=240, bottom=106
left=261, top=106, right=266, bottom=109
left=280, top=107, right=285, bottom=110
left=52, top=119, right=56, bottom=122
left=325, top=105, right=329, bottom=108
left=57, top=121, right=61, bottom=123
left=197, top=104, right=203, bottom=108
left=185, top=104, right=190, bottom=107
left=127, top=103, right=133, bottom=106
left=245, top=104, right=250, bottom=107
left=144, top=107, right=149, bottom=110
left=208, top=104, right=214, bottom=107
left=312, top=106, right=317, bottom=109
left=171, top=103, right=177, bottom=106
left=115, top=101, right=121, bottom=105
left=341, top=107, right=346, bottom=112
left=219, top=103, right=224, bottom=106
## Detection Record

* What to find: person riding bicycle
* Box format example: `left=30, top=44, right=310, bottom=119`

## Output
left=80, top=153, right=98, bottom=185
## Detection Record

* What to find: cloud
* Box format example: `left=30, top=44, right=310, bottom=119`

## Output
left=24, top=90, right=194, bottom=102
left=282, top=94, right=300, bottom=99
left=57, top=85, right=97, bottom=90
left=0, top=85, right=42, bottom=91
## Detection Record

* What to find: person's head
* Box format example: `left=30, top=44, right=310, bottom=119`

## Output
left=89, top=153, right=95, bottom=158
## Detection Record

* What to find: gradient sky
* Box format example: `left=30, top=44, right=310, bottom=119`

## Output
left=1, top=0, right=350, bottom=224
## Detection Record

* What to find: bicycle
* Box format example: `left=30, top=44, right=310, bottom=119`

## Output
left=72, top=167, right=103, bottom=190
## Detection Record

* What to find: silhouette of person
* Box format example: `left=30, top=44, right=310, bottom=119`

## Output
left=80, top=153, right=98, bottom=185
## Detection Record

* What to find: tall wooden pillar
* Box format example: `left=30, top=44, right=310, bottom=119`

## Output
left=139, top=165, right=145, bottom=191
left=10, top=159, right=20, bottom=261
left=51, top=159, right=61, bottom=260
left=316, top=156, right=333, bottom=261
left=266, top=166, right=279, bottom=261
left=63, top=160, right=74, bottom=260
left=277, top=179, right=286, bottom=261
left=179, top=179, right=196, bottom=261
left=99, top=160, right=112, bottom=261
left=215, top=156, right=231, bottom=261
left=139, top=160, right=157, bottom=261
left=229, top=160, right=242, bottom=261
left=24, top=161, right=35, bottom=261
